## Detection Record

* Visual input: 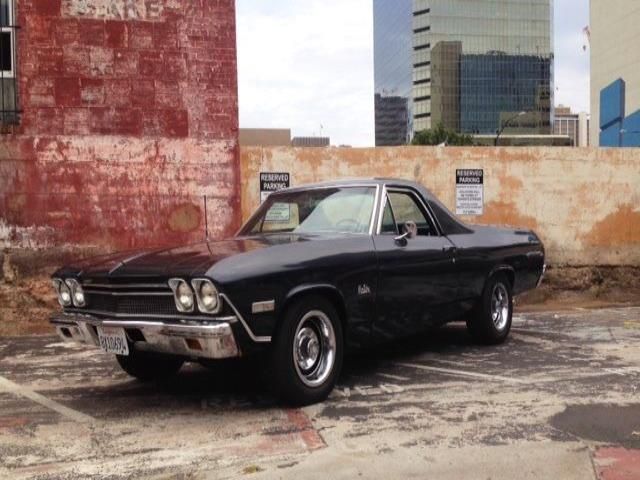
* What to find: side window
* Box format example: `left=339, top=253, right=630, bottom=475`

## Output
left=1, top=0, right=19, bottom=125
left=380, top=196, right=398, bottom=234
left=388, top=191, right=437, bottom=236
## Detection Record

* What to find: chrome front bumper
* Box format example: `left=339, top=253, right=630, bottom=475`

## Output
left=51, top=312, right=240, bottom=359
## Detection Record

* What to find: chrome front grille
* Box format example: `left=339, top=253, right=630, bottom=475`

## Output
left=83, top=292, right=177, bottom=316
left=74, top=282, right=179, bottom=317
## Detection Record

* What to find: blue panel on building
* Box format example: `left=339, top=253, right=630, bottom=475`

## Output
left=600, top=121, right=622, bottom=147
left=621, top=109, right=640, bottom=147
left=600, top=78, right=625, bottom=130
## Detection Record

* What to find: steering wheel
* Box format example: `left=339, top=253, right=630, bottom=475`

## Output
left=335, top=218, right=360, bottom=232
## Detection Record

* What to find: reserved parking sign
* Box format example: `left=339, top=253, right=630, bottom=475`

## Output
left=260, top=172, right=290, bottom=203
left=456, top=169, right=484, bottom=215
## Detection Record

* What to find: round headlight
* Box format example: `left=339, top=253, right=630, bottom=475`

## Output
left=192, top=279, right=219, bottom=313
left=200, top=282, right=217, bottom=308
left=73, top=287, right=85, bottom=306
left=177, top=282, right=194, bottom=309
left=65, top=279, right=86, bottom=307
left=53, top=279, right=72, bottom=307
left=169, top=279, right=195, bottom=312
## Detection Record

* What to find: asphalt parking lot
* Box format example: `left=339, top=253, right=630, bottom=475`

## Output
left=1, top=307, right=640, bottom=480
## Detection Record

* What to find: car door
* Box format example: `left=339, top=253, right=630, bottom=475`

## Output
left=372, top=188, right=459, bottom=339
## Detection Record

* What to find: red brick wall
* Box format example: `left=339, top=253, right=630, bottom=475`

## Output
left=1, top=0, right=240, bottom=250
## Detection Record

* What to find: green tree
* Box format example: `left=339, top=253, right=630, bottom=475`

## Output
left=411, top=123, right=474, bottom=146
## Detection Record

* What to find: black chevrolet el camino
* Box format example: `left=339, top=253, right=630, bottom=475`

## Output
left=51, top=178, right=545, bottom=404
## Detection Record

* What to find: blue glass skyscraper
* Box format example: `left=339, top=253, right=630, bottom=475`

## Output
left=374, top=0, right=554, bottom=144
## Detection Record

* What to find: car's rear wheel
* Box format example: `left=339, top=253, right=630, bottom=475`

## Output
left=116, top=349, right=184, bottom=382
left=267, top=295, right=343, bottom=405
left=467, top=273, right=513, bottom=345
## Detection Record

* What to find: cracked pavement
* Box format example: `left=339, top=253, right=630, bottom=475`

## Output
left=1, top=307, right=639, bottom=479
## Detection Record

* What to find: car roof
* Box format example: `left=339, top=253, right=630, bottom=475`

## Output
left=250, top=177, right=473, bottom=236
left=280, top=177, right=426, bottom=192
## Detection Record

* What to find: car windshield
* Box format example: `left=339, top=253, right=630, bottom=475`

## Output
left=240, top=186, right=376, bottom=235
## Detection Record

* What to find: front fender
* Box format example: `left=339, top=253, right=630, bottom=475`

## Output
left=279, top=282, right=349, bottom=345
left=283, top=283, right=345, bottom=306
left=281, top=283, right=347, bottom=324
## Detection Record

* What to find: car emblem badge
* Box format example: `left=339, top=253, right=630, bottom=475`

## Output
left=357, top=284, right=371, bottom=296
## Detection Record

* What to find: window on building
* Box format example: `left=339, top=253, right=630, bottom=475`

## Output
left=1, top=0, right=19, bottom=125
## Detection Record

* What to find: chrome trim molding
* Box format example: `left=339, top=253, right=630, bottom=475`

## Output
left=536, top=264, right=546, bottom=288
left=236, top=183, right=382, bottom=236
left=375, top=184, right=389, bottom=235
left=64, top=308, right=231, bottom=322
left=83, top=290, right=173, bottom=297
left=377, top=185, right=443, bottom=237
left=81, top=283, right=169, bottom=289
left=66, top=294, right=271, bottom=344
left=191, top=278, right=222, bottom=314
left=51, top=312, right=240, bottom=360
left=168, top=278, right=195, bottom=313
left=252, top=300, right=275, bottom=314
left=52, top=278, right=72, bottom=307
left=279, top=182, right=380, bottom=193
left=368, top=184, right=381, bottom=235
left=220, top=293, right=271, bottom=343
left=65, top=278, right=86, bottom=308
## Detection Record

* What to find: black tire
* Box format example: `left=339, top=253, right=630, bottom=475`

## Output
left=267, top=295, right=344, bottom=406
left=467, top=273, right=513, bottom=345
left=116, top=349, right=184, bottom=382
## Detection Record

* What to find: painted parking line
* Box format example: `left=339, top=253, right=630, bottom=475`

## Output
left=396, top=362, right=640, bottom=388
left=376, top=372, right=410, bottom=382
left=0, top=376, right=95, bottom=424
left=511, top=327, right=556, bottom=335
left=395, top=363, right=528, bottom=384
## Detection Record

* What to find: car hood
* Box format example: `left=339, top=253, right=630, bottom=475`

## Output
left=60, top=234, right=320, bottom=280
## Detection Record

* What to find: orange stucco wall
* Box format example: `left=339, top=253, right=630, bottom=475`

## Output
left=240, top=146, right=640, bottom=266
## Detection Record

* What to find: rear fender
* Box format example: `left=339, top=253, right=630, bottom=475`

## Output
left=486, top=265, right=516, bottom=292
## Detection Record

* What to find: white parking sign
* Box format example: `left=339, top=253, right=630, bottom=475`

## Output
left=260, top=172, right=290, bottom=203
left=456, top=169, right=484, bottom=215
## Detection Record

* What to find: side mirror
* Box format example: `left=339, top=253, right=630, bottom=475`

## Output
left=394, top=221, right=417, bottom=245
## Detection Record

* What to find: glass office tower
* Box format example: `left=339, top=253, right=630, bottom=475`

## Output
left=373, top=0, right=413, bottom=146
left=374, top=0, right=553, bottom=143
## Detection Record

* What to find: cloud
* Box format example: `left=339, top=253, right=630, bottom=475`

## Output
left=553, top=0, right=591, bottom=113
left=237, top=0, right=374, bottom=146
left=237, top=0, right=591, bottom=147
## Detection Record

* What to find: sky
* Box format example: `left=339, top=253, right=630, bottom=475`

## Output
left=237, top=0, right=590, bottom=147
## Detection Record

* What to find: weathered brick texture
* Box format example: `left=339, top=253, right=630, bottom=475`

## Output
left=1, top=0, right=240, bottom=250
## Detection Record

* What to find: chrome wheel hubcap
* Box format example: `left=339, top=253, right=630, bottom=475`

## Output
left=293, top=310, right=336, bottom=387
left=491, top=283, right=510, bottom=331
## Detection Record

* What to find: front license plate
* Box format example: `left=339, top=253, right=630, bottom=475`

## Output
left=97, top=327, right=129, bottom=356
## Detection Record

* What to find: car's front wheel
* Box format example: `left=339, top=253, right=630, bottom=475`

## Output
left=467, top=273, right=513, bottom=345
left=116, top=349, right=184, bottom=382
left=268, top=295, right=343, bottom=405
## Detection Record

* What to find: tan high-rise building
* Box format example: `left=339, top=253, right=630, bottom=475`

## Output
left=590, top=0, right=640, bottom=145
